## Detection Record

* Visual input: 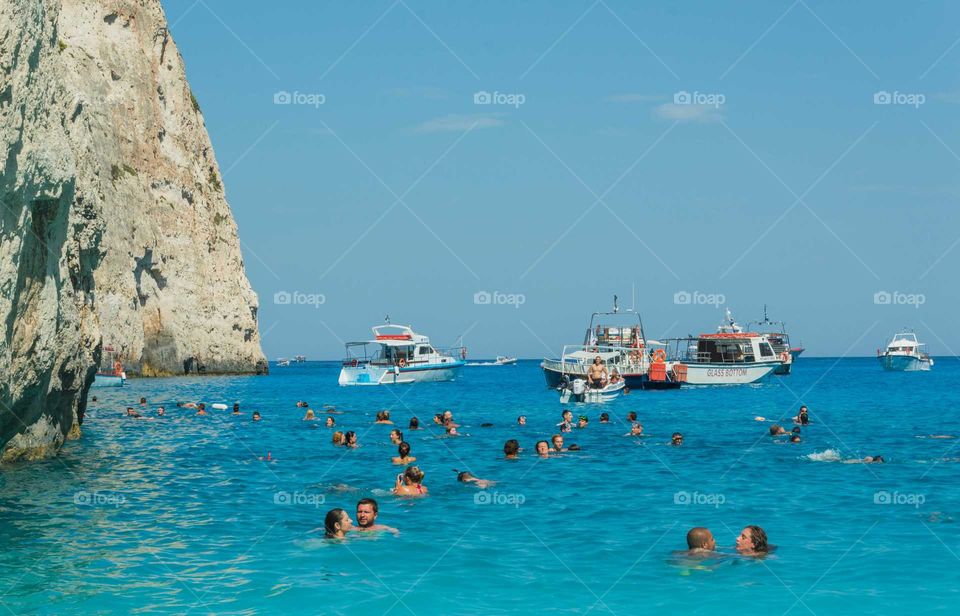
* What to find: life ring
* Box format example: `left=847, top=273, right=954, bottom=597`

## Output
left=652, top=349, right=667, bottom=363
left=398, top=358, right=406, bottom=368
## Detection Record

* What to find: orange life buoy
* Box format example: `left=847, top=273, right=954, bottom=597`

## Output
left=398, top=358, right=406, bottom=368
left=652, top=349, right=667, bottom=363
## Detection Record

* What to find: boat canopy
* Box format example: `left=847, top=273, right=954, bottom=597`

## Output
left=566, top=349, right=622, bottom=361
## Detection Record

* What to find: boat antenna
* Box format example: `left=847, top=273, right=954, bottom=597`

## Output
left=613, top=295, right=619, bottom=314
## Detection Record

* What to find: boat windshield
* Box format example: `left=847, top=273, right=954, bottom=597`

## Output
left=696, top=338, right=756, bottom=363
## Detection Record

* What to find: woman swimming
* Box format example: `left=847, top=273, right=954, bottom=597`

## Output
left=324, top=508, right=353, bottom=539
left=393, top=466, right=428, bottom=497
left=392, top=441, right=416, bottom=465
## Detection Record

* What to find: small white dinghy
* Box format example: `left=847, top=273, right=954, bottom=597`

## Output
left=558, top=377, right=625, bottom=404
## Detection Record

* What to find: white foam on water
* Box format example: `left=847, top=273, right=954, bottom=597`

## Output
left=806, top=449, right=841, bottom=462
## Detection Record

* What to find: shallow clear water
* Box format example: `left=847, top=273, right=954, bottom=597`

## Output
left=2, top=358, right=960, bottom=614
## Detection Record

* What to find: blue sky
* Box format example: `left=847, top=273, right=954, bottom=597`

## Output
left=165, top=0, right=960, bottom=359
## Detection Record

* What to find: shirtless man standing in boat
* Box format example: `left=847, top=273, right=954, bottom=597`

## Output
left=587, top=356, right=608, bottom=389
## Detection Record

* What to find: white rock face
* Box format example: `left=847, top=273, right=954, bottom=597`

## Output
left=0, top=0, right=266, bottom=460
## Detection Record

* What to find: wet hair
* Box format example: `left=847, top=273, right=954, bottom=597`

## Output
left=398, top=441, right=411, bottom=457
left=503, top=439, right=520, bottom=456
left=252, top=411, right=261, bottom=418
left=599, top=413, right=609, bottom=422
left=391, top=429, right=403, bottom=441
left=687, top=527, right=713, bottom=549
left=790, top=435, right=801, bottom=443
left=567, top=444, right=580, bottom=451
left=382, top=410, right=390, bottom=420
left=140, top=397, right=147, bottom=404
left=562, top=409, right=572, bottom=417
left=800, top=414, right=809, bottom=425
left=375, top=410, right=385, bottom=421
left=91, top=396, right=97, bottom=402
left=345, top=431, right=357, bottom=443
left=434, top=413, right=443, bottom=422
left=535, top=440, right=549, bottom=451
left=332, top=431, right=344, bottom=445
left=517, top=415, right=525, bottom=423
left=409, top=417, right=419, bottom=429
left=769, top=425, right=784, bottom=436
left=324, top=508, right=347, bottom=536
left=627, top=411, right=637, bottom=422
left=551, top=434, right=562, bottom=443
left=233, top=403, right=240, bottom=412
left=404, top=466, right=424, bottom=483
left=456, top=471, right=474, bottom=482
left=872, top=455, right=885, bottom=463
left=198, top=403, right=206, bottom=411
left=745, top=525, right=768, bottom=552
left=357, top=498, right=378, bottom=514
left=480, top=423, right=494, bottom=428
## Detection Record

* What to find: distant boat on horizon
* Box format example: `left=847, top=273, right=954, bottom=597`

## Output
left=878, top=330, right=933, bottom=371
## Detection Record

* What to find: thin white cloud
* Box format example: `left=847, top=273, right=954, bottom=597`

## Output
left=605, top=93, right=664, bottom=103
left=654, top=103, right=723, bottom=123
left=407, top=114, right=505, bottom=134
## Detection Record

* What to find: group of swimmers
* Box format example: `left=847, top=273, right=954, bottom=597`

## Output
left=681, top=525, right=770, bottom=558
left=323, top=498, right=399, bottom=539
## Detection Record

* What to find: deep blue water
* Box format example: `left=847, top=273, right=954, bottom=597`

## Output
left=2, top=358, right=960, bottom=614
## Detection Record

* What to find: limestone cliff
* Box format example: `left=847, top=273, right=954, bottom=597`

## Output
left=0, top=0, right=266, bottom=460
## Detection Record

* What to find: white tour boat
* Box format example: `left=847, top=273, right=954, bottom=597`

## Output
left=878, top=331, right=933, bottom=371
left=339, top=323, right=465, bottom=385
left=664, top=310, right=781, bottom=385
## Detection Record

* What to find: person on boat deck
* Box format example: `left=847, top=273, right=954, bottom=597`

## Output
left=587, top=356, right=609, bottom=389
left=609, top=370, right=622, bottom=385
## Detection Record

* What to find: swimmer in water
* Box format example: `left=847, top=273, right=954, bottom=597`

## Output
left=390, top=429, right=403, bottom=445
left=517, top=415, right=526, bottom=426
left=196, top=407, right=206, bottom=416
left=671, top=432, right=683, bottom=446
left=455, top=470, right=495, bottom=489
left=627, top=411, right=637, bottom=423
left=393, top=466, right=428, bottom=497
left=503, top=439, right=520, bottom=459
left=296, top=401, right=309, bottom=408
left=843, top=455, right=885, bottom=464
left=445, top=425, right=460, bottom=437
left=139, top=397, right=147, bottom=407
left=551, top=434, right=565, bottom=452
left=355, top=498, right=398, bottom=534
left=126, top=407, right=141, bottom=418
left=392, top=441, right=416, bottom=465
left=409, top=417, right=420, bottom=430
left=433, top=414, right=443, bottom=425
left=323, top=508, right=353, bottom=539
left=626, top=423, right=643, bottom=437
left=252, top=411, right=261, bottom=422
left=793, top=405, right=810, bottom=425
left=332, top=431, right=345, bottom=446
left=559, top=409, right=573, bottom=430
left=156, top=407, right=165, bottom=417
left=442, top=410, right=459, bottom=428
left=303, top=409, right=316, bottom=421
left=790, top=434, right=801, bottom=443
left=735, top=525, right=769, bottom=556
left=233, top=403, right=241, bottom=415
left=599, top=412, right=609, bottom=423
left=326, top=416, right=335, bottom=428
left=344, top=431, right=358, bottom=448
left=578, top=415, right=588, bottom=428
left=535, top=440, right=550, bottom=457
left=684, top=527, right=717, bottom=555
left=769, top=425, right=787, bottom=436
left=375, top=410, right=393, bottom=425
left=567, top=444, right=581, bottom=451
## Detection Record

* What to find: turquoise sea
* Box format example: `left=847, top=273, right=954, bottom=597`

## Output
left=2, top=358, right=959, bottom=614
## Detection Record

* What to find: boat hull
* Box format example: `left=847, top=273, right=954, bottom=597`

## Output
left=339, top=361, right=464, bottom=385
left=542, top=364, right=646, bottom=389
left=879, top=355, right=933, bottom=372
left=92, top=374, right=125, bottom=388
left=558, top=381, right=625, bottom=404
left=683, top=362, right=779, bottom=385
